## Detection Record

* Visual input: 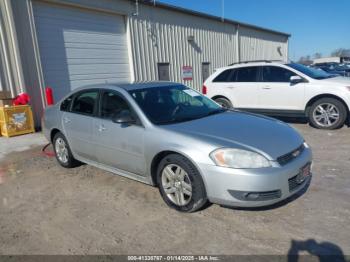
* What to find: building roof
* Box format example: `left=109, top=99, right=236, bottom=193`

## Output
left=137, top=0, right=291, bottom=37
left=116, top=81, right=180, bottom=91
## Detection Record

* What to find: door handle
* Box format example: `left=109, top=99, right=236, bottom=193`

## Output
left=98, top=124, right=107, bottom=132
left=63, top=117, right=71, bottom=123
left=262, top=86, right=271, bottom=90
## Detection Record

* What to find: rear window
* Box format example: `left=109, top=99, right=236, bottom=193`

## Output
left=213, top=69, right=236, bottom=82
left=235, top=67, right=259, bottom=82
left=60, top=95, right=73, bottom=112
left=71, top=91, right=98, bottom=115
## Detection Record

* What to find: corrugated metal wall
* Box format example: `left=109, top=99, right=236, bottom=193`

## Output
left=129, top=5, right=238, bottom=91
left=239, top=26, right=288, bottom=62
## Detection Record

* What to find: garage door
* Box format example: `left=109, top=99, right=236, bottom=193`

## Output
left=33, top=2, right=131, bottom=101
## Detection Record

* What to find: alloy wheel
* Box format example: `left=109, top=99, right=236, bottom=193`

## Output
left=312, top=103, right=340, bottom=127
left=161, top=164, right=192, bottom=206
left=55, top=137, right=69, bottom=164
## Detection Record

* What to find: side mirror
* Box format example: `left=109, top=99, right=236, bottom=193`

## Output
left=112, top=110, right=136, bottom=125
left=290, top=75, right=303, bottom=84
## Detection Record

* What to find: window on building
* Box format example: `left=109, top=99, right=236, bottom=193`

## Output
left=158, top=63, right=170, bottom=81
left=235, top=67, right=259, bottom=82
left=202, top=62, right=210, bottom=82
left=71, top=91, right=98, bottom=115
left=262, top=66, right=296, bottom=82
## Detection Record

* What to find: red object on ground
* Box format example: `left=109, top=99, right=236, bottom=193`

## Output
left=42, top=143, right=55, bottom=157
left=12, top=93, right=30, bottom=105
left=45, top=87, right=54, bottom=106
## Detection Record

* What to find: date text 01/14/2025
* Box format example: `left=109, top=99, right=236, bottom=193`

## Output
left=127, top=255, right=220, bottom=261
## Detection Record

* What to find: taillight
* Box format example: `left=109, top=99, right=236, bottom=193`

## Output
left=202, top=85, right=207, bottom=95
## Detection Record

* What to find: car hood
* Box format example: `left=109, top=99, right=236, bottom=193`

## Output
left=162, top=111, right=304, bottom=160
left=320, top=76, right=350, bottom=85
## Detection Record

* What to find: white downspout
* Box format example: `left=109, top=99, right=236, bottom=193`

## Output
left=236, top=24, right=240, bottom=63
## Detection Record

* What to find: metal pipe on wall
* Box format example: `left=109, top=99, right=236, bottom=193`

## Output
left=0, top=0, right=25, bottom=97
left=0, top=7, right=14, bottom=95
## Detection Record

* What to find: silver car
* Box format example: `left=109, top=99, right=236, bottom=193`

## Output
left=42, top=82, right=312, bottom=212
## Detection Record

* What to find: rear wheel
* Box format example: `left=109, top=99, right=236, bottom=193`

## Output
left=157, top=154, right=208, bottom=212
left=309, top=98, right=347, bottom=129
left=214, top=97, right=233, bottom=109
left=53, top=132, right=80, bottom=168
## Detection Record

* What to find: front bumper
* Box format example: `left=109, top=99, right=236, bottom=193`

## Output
left=199, top=146, right=312, bottom=207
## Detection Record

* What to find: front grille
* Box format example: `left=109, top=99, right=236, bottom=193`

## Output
left=277, top=144, right=305, bottom=166
left=288, top=174, right=309, bottom=192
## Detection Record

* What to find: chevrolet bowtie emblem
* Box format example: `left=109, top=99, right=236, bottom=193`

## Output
left=292, top=150, right=301, bottom=157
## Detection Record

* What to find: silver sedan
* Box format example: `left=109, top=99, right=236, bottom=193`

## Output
left=42, top=82, right=312, bottom=212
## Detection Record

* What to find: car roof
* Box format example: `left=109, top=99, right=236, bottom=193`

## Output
left=217, top=61, right=289, bottom=71
left=74, top=81, right=182, bottom=92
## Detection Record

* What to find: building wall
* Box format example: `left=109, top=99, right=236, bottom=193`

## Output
left=129, top=4, right=238, bottom=91
left=239, top=26, right=289, bottom=62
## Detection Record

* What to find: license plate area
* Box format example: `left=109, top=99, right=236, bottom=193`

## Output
left=296, top=163, right=311, bottom=184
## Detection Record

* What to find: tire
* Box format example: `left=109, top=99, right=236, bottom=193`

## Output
left=214, top=97, right=233, bottom=109
left=157, top=154, right=208, bottom=212
left=52, top=132, right=80, bottom=168
left=309, top=98, right=347, bottom=130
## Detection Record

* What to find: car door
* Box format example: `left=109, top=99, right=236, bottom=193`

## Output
left=94, top=90, right=146, bottom=176
left=257, top=66, right=306, bottom=110
left=62, top=89, right=99, bottom=161
left=210, top=66, right=260, bottom=108
left=233, top=66, right=261, bottom=108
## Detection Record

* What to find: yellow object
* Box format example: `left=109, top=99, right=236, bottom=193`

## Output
left=0, top=105, right=35, bottom=137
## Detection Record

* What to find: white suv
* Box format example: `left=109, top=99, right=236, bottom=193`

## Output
left=203, top=61, right=350, bottom=129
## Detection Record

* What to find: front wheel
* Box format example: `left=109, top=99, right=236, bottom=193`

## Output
left=157, top=154, right=208, bottom=212
left=309, top=98, right=347, bottom=129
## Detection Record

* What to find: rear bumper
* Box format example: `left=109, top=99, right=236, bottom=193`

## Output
left=198, top=147, right=312, bottom=207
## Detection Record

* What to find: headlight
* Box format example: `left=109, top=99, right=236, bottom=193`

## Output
left=303, top=141, right=309, bottom=148
left=210, top=148, right=271, bottom=169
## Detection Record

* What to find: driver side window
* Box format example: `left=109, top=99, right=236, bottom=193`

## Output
left=262, top=66, right=297, bottom=82
left=100, top=91, right=131, bottom=119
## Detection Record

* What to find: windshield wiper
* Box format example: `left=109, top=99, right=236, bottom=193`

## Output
left=157, top=108, right=227, bottom=125
left=157, top=116, right=201, bottom=125
left=206, top=108, right=228, bottom=116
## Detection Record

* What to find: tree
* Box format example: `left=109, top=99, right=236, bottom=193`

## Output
left=298, top=56, right=313, bottom=65
left=331, top=48, right=350, bottom=57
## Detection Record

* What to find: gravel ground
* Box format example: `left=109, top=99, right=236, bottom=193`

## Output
left=0, top=123, right=349, bottom=256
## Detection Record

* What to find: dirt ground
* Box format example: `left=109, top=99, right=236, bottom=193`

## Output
left=0, top=123, right=349, bottom=256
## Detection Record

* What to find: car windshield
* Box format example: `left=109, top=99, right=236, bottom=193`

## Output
left=287, top=63, right=337, bottom=80
left=334, top=64, right=349, bottom=70
left=129, top=85, right=225, bottom=125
